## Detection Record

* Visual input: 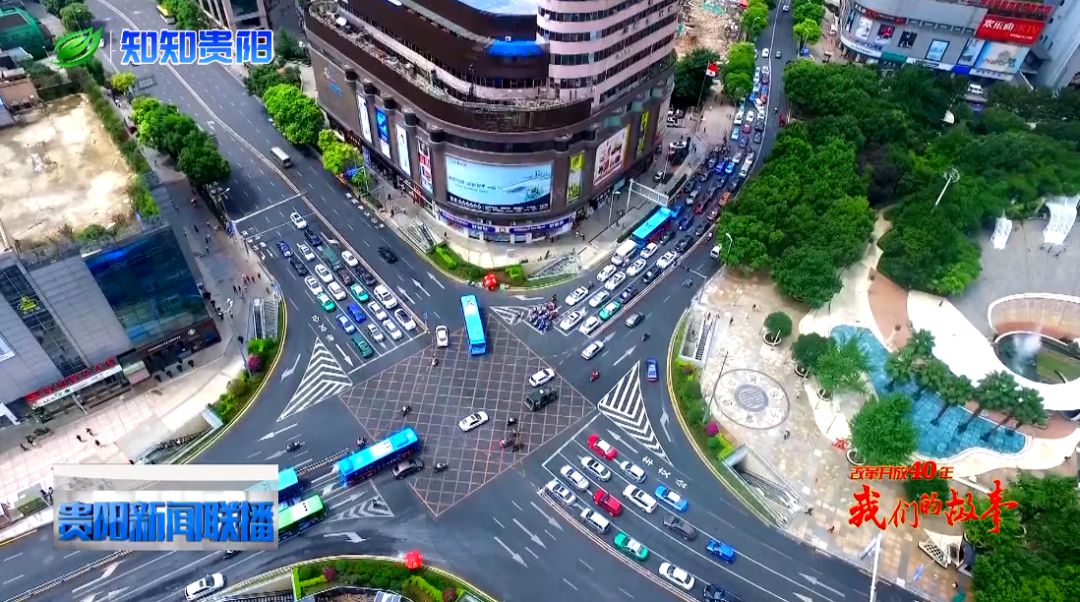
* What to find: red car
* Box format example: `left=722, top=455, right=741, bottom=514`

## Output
left=593, top=488, right=623, bottom=517
left=779, top=114, right=787, bottom=127
left=719, top=191, right=733, bottom=207
left=587, top=434, right=618, bottom=460
left=693, top=201, right=708, bottom=215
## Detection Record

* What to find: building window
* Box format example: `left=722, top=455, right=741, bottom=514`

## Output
left=0, top=333, right=13, bottom=362
left=0, top=265, right=86, bottom=376
left=897, top=31, right=917, bottom=49
left=84, top=229, right=213, bottom=349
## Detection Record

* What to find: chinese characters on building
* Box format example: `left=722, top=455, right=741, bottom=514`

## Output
left=119, top=30, right=274, bottom=66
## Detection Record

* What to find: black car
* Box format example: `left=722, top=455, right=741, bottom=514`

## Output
left=675, top=236, right=694, bottom=253
left=752, top=131, right=764, bottom=144
left=392, top=459, right=424, bottom=479
left=289, top=257, right=308, bottom=276
left=303, top=228, right=323, bottom=247
left=693, top=224, right=709, bottom=239
left=696, top=170, right=710, bottom=182
left=754, top=119, right=766, bottom=132
left=335, top=266, right=355, bottom=286
left=641, top=267, right=659, bottom=284
left=355, top=268, right=378, bottom=286
left=727, top=178, right=740, bottom=191
left=664, top=515, right=697, bottom=541
left=659, top=230, right=676, bottom=245
left=377, top=246, right=398, bottom=263
left=703, top=584, right=744, bottom=602
left=618, top=286, right=639, bottom=303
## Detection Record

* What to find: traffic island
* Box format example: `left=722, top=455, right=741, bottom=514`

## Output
left=426, top=242, right=571, bottom=290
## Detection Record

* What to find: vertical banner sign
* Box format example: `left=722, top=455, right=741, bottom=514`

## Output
left=566, top=151, right=584, bottom=203
left=636, top=111, right=650, bottom=158
left=356, top=95, right=373, bottom=143
left=417, top=140, right=433, bottom=194
left=394, top=123, right=411, bottom=176
left=375, top=108, right=392, bottom=157
left=593, top=126, right=629, bottom=187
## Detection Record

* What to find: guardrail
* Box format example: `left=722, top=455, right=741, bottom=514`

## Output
left=5, top=550, right=131, bottom=602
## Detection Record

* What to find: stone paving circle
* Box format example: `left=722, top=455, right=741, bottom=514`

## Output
left=713, top=368, right=789, bottom=430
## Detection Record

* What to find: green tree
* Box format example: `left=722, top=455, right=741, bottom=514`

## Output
left=931, top=374, right=973, bottom=426
left=131, top=96, right=161, bottom=125
left=912, top=358, right=950, bottom=398
left=764, top=311, right=793, bottom=341
left=109, top=72, right=137, bottom=95
left=814, top=336, right=869, bottom=396
left=163, top=0, right=206, bottom=30
left=883, top=349, right=915, bottom=390
left=741, top=1, right=770, bottom=40
left=671, top=48, right=722, bottom=108
left=959, top=371, right=1018, bottom=433
left=849, top=393, right=918, bottom=466
left=157, top=112, right=200, bottom=159
left=135, top=102, right=182, bottom=149
left=321, top=140, right=363, bottom=175
left=772, top=246, right=842, bottom=308
left=262, top=84, right=324, bottom=146
left=723, top=71, right=753, bottom=102
left=905, top=328, right=937, bottom=360
left=43, top=0, right=76, bottom=16
left=350, top=169, right=373, bottom=192
left=981, top=387, right=1046, bottom=441
left=244, top=63, right=302, bottom=97
left=59, top=3, right=94, bottom=31
left=902, top=476, right=950, bottom=503
left=792, top=20, right=821, bottom=48
left=275, top=30, right=307, bottom=62
left=317, top=129, right=339, bottom=153
left=178, top=137, right=231, bottom=185
left=792, top=333, right=831, bottom=372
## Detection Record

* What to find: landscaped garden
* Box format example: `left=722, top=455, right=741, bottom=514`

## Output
left=292, top=557, right=494, bottom=602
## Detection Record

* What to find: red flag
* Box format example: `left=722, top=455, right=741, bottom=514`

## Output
left=704, top=61, right=719, bottom=78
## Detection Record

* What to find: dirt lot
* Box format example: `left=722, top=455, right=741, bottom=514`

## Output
left=675, top=0, right=741, bottom=57
left=0, top=95, right=131, bottom=243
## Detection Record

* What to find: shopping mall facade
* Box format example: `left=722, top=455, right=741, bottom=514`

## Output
left=304, top=0, right=678, bottom=244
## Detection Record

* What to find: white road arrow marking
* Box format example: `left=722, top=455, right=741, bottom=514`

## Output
left=793, top=594, right=813, bottom=602
left=265, top=450, right=285, bottom=461
left=512, top=518, right=546, bottom=549
left=800, top=574, right=845, bottom=597
left=411, top=278, right=431, bottom=297
left=335, top=344, right=354, bottom=367
left=72, top=561, right=122, bottom=593
left=530, top=501, right=563, bottom=531
left=280, top=353, right=302, bottom=381
left=514, top=294, right=544, bottom=301
left=395, top=286, right=416, bottom=305
left=605, top=429, right=639, bottom=455
left=493, top=536, right=527, bottom=568
left=427, top=272, right=446, bottom=289
left=612, top=345, right=636, bottom=366
left=323, top=532, right=367, bottom=544
left=658, top=406, right=673, bottom=442
left=259, top=423, right=297, bottom=441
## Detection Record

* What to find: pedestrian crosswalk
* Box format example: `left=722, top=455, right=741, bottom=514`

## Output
left=597, top=362, right=668, bottom=461
left=278, top=340, right=352, bottom=422
left=490, top=306, right=530, bottom=326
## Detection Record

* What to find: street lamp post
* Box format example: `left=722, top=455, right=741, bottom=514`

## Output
left=932, top=168, right=960, bottom=209
left=237, top=335, right=249, bottom=377
left=867, top=533, right=884, bottom=602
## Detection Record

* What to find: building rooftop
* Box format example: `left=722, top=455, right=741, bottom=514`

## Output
left=457, top=0, right=538, bottom=16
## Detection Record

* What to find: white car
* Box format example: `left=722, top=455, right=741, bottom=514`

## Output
left=580, top=456, right=611, bottom=481
left=366, top=323, right=385, bottom=342
left=544, top=479, right=576, bottom=507
left=304, top=276, right=323, bottom=296
left=564, top=286, right=590, bottom=306
left=297, top=243, right=316, bottom=262
left=289, top=212, right=307, bottom=229
left=435, top=325, right=449, bottom=347
left=734, top=108, right=745, bottom=124
left=327, top=282, right=347, bottom=301
left=341, top=250, right=359, bottom=267
left=393, top=308, right=417, bottom=331
left=367, top=301, right=388, bottom=321
left=659, top=562, right=695, bottom=591
left=373, top=285, right=398, bottom=308
left=559, top=309, right=586, bottom=331
left=626, top=258, right=648, bottom=277
left=578, top=316, right=602, bottom=336
left=761, top=48, right=770, bottom=59
left=581, top=340, right=604, bottom=360
left=762, top=64, right=771, bottom=76
left=618, top=459, right=647, bottom=483
left=560, top=465, right=590, bottom=491
left=185, top=574, right=225, bottom=600
left=314, top=264, right=334, bottom=284
left=639, top=242, right=659, bottom=259
left=746, top=110, right=756, bottom=123
left=588, top=290, right=610, bottom=308
left=597, top=265, right=617, bottom=283
left=529, top=368, right=556, bottom=387
left=623, top=484, right=657, bottom=513
left=656, top=250, right=678, bottom=270
left=383, top=319, right=403, bottom=340
left=603, top=271, right=626, bottom=291
left=458, top=411, right=489, bottom=432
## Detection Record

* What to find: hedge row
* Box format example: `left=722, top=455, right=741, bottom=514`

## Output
left=426, top=242, right=527, bottom=286
left=294, top=558, right=483, bottom=602
left=671, top=359, right=736, bottom=462
left=209, top=338, right=279, bottom=424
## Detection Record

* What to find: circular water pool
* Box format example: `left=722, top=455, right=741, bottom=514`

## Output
left=994, top=332, right=1080, bottom=385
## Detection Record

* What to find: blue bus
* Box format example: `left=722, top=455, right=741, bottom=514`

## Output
left=460, top=295, right=487, bottom=355
left=631, top=208, right=673, bottom=245
left=336, top=427, right=421, bottom=486
left=248, top=468, right=305, bottom=504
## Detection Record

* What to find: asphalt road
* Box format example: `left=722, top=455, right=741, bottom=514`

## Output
left=0, top=4, right=928, bottom=602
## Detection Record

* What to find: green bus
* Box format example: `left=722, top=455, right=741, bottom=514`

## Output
left=278, top=495, right=326, bottom=541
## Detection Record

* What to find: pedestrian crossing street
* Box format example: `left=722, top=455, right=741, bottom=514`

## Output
left=278, top=340, right=352, bottom=422
left=597, top=362, right=669, bottom=461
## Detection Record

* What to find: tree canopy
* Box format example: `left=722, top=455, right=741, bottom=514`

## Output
left=849, top=393, right=918, bottom=466
left=162, top=0, right=206, bottom=30
left=672, top=48, right=722, bottom=109
left=741, top=0, right=769, bottom=40
left=129, top=97, right=231, bottom=186
left=792, top=20, right=821, bottom=48
left=109, top=72, right=137, bottom=95
left=244, top=62, right=302, bottom=97
left=59, top=3, right=94, bottom=31
left=317, top=129, right=363, bottom=175
left=263, top=84, right=324, bottom=146
left=814, top=336, right=870, bottom=396
left=274, top=30, right=307, bottom=63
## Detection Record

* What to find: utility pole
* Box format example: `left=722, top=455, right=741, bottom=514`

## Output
left=868, top=533, right=884, bottom=602
left=933, top=168, right=960, bottom=209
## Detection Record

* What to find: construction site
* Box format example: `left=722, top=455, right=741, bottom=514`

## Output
left=0, top=94, right=132, bottom=245
left=675, top=0, right=742, bottom=58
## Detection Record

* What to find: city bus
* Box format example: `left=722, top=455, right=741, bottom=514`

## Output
left=278, top=495, right=325, bottom=542
left=460, top=295, right=487, bottom=355
left=336, top=427, right=421, bottom=486
left=247, top=468, right=305, bottom=504
left=321, top=245, right=340, bottom=267
left=156, top=4, right=175, bottom=24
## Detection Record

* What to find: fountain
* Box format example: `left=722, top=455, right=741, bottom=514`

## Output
left=994, top=332, right=1080, bottom=385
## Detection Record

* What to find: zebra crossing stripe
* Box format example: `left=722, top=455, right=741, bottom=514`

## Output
left=490, top=306, right=529, bottom=326
left=597, top=362, right=669, bottom=460
left=278, top=340, right=352, bottom=421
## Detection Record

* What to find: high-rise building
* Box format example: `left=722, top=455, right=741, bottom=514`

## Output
left=836, top=0, right=1052, bottom=82
left=0, top=226, right=220, bottom=425
left=304, top=0, right=678, bottom=244
left=195, top=0, right=269, bottom=31
left=1027, top=0, right=1080, bottom=90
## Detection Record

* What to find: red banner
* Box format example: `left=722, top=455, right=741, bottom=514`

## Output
left=976, top=15, right=1046, bottom=45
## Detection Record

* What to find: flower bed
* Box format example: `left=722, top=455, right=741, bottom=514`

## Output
left=292, top=558, right=495, bottom=602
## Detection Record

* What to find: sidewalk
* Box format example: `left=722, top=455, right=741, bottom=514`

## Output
left=0, top=99, right=273, bottom=542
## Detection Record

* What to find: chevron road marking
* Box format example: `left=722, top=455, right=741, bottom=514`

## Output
left=490, top=306, right=530, bottom=326
left=278, top=340, right=352, bottom=421
left=596, top=362, right=669, bottom=461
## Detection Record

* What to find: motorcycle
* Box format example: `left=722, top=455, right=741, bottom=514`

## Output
left=356, top=437, right=367, bottom=449
left=642, top=333, right=650, bottom=342
left=433, top=462, right=449, bottom=473
left=222, top=550, right=240, bottom=559
left=590, top=370, right=600, bottom=382
left=286, top=441, right=303, bottom=452
left=683, top=279, right=694, bottom=288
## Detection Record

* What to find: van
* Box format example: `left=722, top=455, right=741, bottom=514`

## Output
left=611, top=239, right=639, bottom=266
left=351, top=334, right=374, bottom=358
left=967, top=83, right=984, bottom=96
left=525, top=388, right=558, bottom=411
left=579, top=508, right=611, bottom=535
left=271, top=147, right=292, bottom=167
left=709, top=245, right=721, bottom=260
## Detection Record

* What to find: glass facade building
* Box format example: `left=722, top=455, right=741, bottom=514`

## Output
left=84, top=228, right=216, bottom=351
left=0, top=264, right=87, bottom=376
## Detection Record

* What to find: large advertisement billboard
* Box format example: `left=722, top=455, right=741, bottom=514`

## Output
left=374, top=108, right=392, bottom=157
left=394, top=123, right=411, bottom=176
left=566, top=151, right=584, bottom=203
left=417, top=140, right=433, bottom=194
left=973, top=41, right=1029, bottom=74
left=976, top=15, right=1045, bottom=45
left=957, top=39, right=985, bottom=67
left=356, top=95, right=372, bottom=143
left=445, top=156, right=552, bottom=214
left=636, top=111, right=650, bottom=158
left=594, top=126, right=629, bottom=186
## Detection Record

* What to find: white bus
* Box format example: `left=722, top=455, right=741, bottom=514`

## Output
left=271, top=147, right=292, bottom=167
left=611, top=239, right=639, bottom=266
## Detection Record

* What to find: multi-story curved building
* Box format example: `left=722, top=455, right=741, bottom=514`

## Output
left=304, top=0, right=677, bottom=243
